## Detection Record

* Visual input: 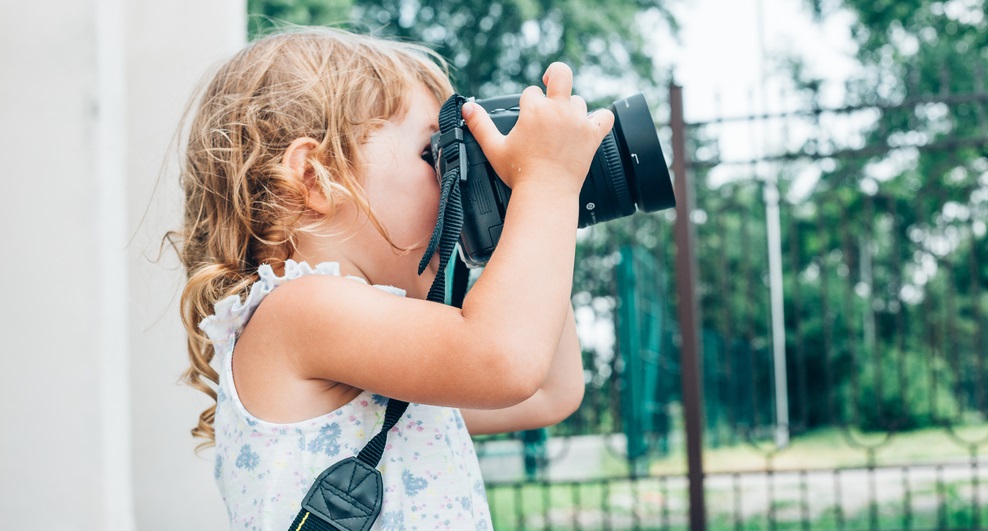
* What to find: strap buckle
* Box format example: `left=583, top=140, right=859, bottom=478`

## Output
left=437, top=125, right=469, bottom=182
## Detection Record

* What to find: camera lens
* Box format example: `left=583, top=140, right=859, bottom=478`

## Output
left=578, top=93, right=676, bottom=227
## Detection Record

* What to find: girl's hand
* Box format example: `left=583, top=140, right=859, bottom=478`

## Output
left=461, top=62, right=615, bottom=196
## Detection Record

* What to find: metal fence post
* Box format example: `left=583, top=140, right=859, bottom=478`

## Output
left=670, top=81, right=707, bottom=531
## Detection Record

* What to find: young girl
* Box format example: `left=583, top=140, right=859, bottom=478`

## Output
left=176, top=28, right=614, bottom=530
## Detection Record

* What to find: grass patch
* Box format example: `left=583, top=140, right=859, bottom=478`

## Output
left=488, top=478, right=689, bottom=530
left=649, top=424, right=988, bottom=475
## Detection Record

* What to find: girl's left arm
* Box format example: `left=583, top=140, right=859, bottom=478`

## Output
left=460, top=303, right=585, bottom=435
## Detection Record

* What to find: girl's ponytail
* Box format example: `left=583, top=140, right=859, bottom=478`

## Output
left=176, top=216, right=297, bottom=450
left=179, top=263, right=253, bottom=448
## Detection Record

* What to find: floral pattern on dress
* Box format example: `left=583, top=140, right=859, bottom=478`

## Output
left=307, top=423, right=342, bottom=456
left=402, top=469, right=429, bottom=497
left=235, top=444, right=260, bottom=471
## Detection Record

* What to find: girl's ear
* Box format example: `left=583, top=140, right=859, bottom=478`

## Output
left=283, top=137, right=333, bottom=215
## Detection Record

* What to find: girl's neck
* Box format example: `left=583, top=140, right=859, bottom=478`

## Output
left=289, top=240, right=370, bottom=283
left=288, top=214, right=438, bottom=299
left=287, top=208, right=377, bottom=279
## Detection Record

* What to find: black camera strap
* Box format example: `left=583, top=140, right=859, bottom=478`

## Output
left=289, top=94, right=468, bottom=531
left=418, top=94, right=469, bottom=300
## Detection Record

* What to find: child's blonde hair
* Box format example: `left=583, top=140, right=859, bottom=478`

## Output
left=174, top=28, right=453, bottom=447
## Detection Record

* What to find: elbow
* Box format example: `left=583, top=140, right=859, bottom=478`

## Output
left=562, top=381, right=585, bottom=418
left=499, top=358, right=547, bottom=407
left=543, top=379, right=585, bottom=426
left=476, top=343, right=553, bottom=408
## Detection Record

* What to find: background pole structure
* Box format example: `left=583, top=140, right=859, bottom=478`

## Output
left=755, top=0, right=791, bottom=449
left=669, top=81, right=707, bottom=531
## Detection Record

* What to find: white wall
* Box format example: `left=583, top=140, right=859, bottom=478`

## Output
left=0, top=0, right=243, bottom=528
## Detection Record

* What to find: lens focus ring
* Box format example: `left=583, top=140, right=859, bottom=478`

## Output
left=600, top=133, right=633, bottom=213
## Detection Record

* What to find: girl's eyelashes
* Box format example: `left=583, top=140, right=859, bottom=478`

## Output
left=421, top=148, right=435, bottom=167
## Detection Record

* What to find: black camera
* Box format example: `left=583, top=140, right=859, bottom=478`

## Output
left=430, top=92, right=676, bottom=268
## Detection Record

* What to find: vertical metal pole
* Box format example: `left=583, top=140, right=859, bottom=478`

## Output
left=670, top=81, right=707, bottom=531
left=755, top=0, right=790, bottom=449
left=764, top=180, right=791, bottom=448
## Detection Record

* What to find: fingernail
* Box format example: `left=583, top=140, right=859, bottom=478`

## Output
left=462, top=102, right=475, bottom=119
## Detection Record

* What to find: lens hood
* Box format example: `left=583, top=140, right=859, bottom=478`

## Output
left=611, top=93, right=676, bottom=212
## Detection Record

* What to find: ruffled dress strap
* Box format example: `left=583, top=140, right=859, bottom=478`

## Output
left=198, top=260, right=405, bottom=353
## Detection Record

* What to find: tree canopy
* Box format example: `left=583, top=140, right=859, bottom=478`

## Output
left=248, top=0, right=675, bottom=105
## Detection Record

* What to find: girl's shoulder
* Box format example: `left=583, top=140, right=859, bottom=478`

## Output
left=203, top=260, right=409, bottom=424
left=199, top=260, right=405, bottom=347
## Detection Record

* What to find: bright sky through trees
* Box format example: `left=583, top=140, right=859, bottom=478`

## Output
left=656, top=0, right=859, bottom=122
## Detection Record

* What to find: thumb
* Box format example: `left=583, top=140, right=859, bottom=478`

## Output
left=461, top=102, right=503, bottom=154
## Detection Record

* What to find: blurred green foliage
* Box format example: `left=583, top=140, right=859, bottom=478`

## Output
left=248, top=0, right=676, bottom=106
left=247, top=0, right=353, bottom=37
left=764, top=0, right=988, bottom=433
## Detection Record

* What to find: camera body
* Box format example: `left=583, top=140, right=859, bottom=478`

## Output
left=432, top=92, right=676, bottom=268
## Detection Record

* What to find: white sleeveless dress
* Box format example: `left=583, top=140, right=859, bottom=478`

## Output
left=200, top=260, right=492, bottom=530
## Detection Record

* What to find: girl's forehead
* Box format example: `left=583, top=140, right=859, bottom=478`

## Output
left=360, top=88, right=439, bottom=143
left=407, top=83, right=443, bottom=109
left=394, top=85, right=441, bottom=123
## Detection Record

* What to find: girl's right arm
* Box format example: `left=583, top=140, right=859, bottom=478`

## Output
left=253, top=63, right=614, bottom=410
